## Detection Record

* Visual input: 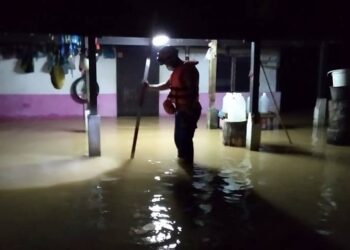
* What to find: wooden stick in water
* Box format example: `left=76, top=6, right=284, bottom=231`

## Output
left=130, top=57, right=151, bottom=159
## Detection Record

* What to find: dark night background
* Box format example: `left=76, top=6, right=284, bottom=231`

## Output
left=1, top=0, right=348, bottom=39
left=1, top=0, right=349, bottom=113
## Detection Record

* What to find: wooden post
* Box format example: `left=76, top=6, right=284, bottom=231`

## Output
left=207, top=40, right=218, bottom=129
left=87, top=36, right=98, bottom=115
left=246, top=41, right=261, bottom=151
left=230, top=56, right=236, bottom=92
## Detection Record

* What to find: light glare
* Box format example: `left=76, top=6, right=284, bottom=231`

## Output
left=152, top=35, right=170, bottom=46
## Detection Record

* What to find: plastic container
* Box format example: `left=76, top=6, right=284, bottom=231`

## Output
left=330, top=86, right=350, bottom=100
left=327, top=69, right=350, bottom=87
left=259, top=92, right=270, bottom=113
left=222, top=93, right=247, bottom=122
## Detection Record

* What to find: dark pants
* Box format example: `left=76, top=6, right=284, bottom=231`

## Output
left=174, top=102, right=202, bottom=163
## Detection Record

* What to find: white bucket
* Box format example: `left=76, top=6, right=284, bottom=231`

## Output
left=327, top=69, right=350, bottom=87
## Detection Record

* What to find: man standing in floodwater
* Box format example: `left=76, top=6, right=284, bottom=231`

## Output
left=144, top=46, right=202, bottom=165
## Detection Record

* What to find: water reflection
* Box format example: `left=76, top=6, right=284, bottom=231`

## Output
left=155, top=154, right=255, bottom=248
left=311, top=126, right=337, bottom=236
left=81, top=174, right=121, bottom=235
left=315, top=152, right=338, bottom=236
left=316, top=184, right=336, bottom=236
left=82, top=153, right=341, bottom=249
left=78, top=154, right=255, bottom=249
left=312, top=126, right=325, bottom=146
left=191, top=166, right=214, bottom=227
left=218, top=156, right=253, bottom=203
left=86, top=180, right=108, bottom=231
left=311, top=126, right=327, bottom=153
left=129, top=155, right=255, bottom=248
left=130, top=162, right=182, bottom=249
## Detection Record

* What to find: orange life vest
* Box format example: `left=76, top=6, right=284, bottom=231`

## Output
left=168, top=61, right=199, bottom=110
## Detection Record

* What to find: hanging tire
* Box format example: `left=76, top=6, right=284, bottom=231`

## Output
left=70, top=76, right=100, bottom=104
left=70, top=76, right=87, bottom=104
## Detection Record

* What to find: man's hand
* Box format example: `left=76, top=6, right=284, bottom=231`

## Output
left=142, top=81, right=150, bottom=91
left=142, top=81, right=150, bottom=90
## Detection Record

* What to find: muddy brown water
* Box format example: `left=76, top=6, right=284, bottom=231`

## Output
left=0, top=116, right=349, bottom=249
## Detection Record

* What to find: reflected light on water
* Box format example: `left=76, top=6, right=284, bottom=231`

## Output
left=132, top=192, right=181, bottom=248
left=314, top=150, right=338, bottom=236
left=218, top=155, right=253, bottom=204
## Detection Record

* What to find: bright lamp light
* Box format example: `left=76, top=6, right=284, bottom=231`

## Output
left=152, top=35, right=170, bottom=47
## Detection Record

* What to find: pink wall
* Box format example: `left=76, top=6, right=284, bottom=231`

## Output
left=0, top=92, right=280, bottom=118
left=0, top=94, right=116, bottom=118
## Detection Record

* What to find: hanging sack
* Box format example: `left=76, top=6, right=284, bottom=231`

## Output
left=50, top=54, right=65, bottom=89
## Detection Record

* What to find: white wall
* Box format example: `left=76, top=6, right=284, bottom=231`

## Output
left=0, top=48, right=278, bottom=96
left=0, top=56, right=116, bottom=94
left=259, top=51, right=279, bottom=93
left=159, top=48, right=279, bottom=94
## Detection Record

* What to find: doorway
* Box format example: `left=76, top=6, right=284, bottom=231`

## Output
left=116, top=45, right=159, bottom=116
left=279, top=46, right=319, bottom=113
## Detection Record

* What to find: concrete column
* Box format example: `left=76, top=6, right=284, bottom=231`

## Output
left=313, top=42, right=328, bottom=127
left=86, top=36, right=101, bottom=156
left=246, top=41, right=261, bottom=151
left=207, top=40, right=219, bottom=129
left=87, top=114, right=101, bottom=156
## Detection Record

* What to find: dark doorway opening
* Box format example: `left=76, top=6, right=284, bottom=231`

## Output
left=116, top=45, right=159, bottom=116
left=279, top=47, right=319, bottom=114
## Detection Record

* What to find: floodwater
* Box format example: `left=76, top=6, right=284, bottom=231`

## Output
left=0, top=115, right=350, bottom=249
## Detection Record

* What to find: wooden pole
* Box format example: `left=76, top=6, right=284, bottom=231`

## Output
left=208, top=40, right=217, bottom=109
left=130, top=57, right=151, bottom=159
left=230, top=56, right=236, bottom=92
left=207, top=40, right=218, bottom=129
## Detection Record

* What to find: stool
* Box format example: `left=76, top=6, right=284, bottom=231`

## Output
left=222, top=121, right=247, bottom=147
left=260, top=112, right=276, bottom=130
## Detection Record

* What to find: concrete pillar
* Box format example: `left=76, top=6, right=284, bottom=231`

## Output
left=207, top=40, right=219, bottom=129
left=313, top=98, right=327, bottom=127
left=246, top=113, right=261, bottom=150
left=87, top=114, right=101, bottom=156
left=246, top=41, right=261, bottom=151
